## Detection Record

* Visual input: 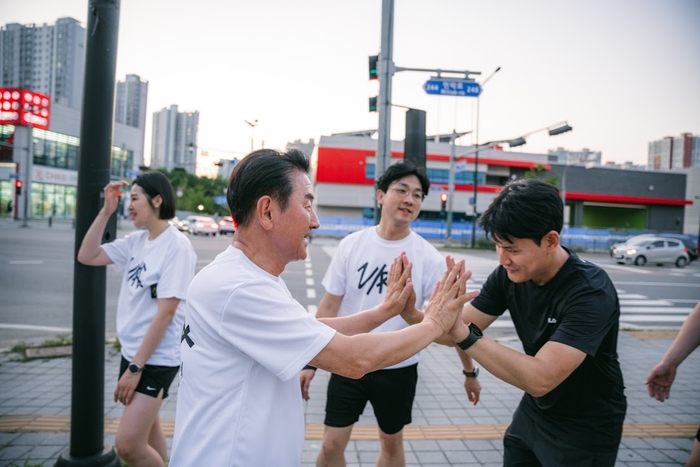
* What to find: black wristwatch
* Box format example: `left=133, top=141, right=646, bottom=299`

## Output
left=128, top=362, right=144, bottom=374
left=462, top=367, right=479, bottom=378
left=456, top=323, right=483, bottom=351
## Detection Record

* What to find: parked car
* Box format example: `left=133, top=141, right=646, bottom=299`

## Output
left=612, top=236, right=690, bottom=268
left=218, top=215, right=235, bottom=235
left=609, top=233, right=698, bottom=262
left=169, top=215, right=192, bottom=232
left=169, top=216, right=190, bottom=232
left=186, top=215, right=219, bottom=236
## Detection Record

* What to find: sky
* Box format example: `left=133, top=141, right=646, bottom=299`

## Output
left=2, top=0, right=699, bottom=167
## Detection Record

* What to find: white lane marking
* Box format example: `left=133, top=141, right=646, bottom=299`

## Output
left=308, top=305, right=318, bottom=316
left=621, top=307, right=694, bottom=314
left=604, top=264, right=653, bottom=274
left=306, top=278, right=314, bottom=286
left=9, top=260, right=44, bottom=265
left=617, top=294, right=646, bottom=299
left=620, top=315, right=691, bottom=323
left=0, top=323, right=71, bottom=332
left=307, top=289, right=316, bottom=299
left=620, top=299, right=674, bottom=306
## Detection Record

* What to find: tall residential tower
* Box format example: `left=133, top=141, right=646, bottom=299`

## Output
left=151, top=105, right=199, bottom=174
left=0, top=17, right=85, bottom=109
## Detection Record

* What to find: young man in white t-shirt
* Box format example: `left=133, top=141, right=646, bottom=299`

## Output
left=169, top=149, right=480, bottom=467
left=303, top=161, right=481, bottom=466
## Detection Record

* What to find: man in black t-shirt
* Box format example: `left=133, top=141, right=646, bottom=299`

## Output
left=453, top=179, right=626, bottom=467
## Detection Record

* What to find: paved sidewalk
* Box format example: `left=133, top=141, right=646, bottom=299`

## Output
left=0, top=330, right=698, bottom=466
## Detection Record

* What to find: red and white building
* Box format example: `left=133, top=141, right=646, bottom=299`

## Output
left=312, top=133, right=549, bottom=220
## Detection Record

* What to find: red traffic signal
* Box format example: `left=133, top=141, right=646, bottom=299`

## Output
left=440, top=192, right=447, bottom=203
left=14, top=179, right=22, bottom=195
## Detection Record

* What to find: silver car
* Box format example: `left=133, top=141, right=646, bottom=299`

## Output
left=186, top=215, right=220, bottom=236
left=612, top=236, right=690, bottom=268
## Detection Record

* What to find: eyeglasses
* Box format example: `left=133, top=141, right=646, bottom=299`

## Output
left=389, top=186, right=424, bottom=202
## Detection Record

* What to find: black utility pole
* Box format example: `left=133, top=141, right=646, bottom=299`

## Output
left=56, top=1, right=121, bottom=465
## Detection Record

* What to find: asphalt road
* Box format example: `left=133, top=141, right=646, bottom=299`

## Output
left=1, top=218, right=699, bottom=351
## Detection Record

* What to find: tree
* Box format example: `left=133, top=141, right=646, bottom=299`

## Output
left=151, top=169, right=230, bottom=216
left=525, top=164, right=558, bottom=186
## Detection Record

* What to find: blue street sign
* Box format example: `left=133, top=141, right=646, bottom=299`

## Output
left=125, top=170, right=141, bottom=178
left=9, top=173, right=19, bottom=180
left=454, top=161, right=468, bottom=173
left=423, top=79, right=481, bottom=97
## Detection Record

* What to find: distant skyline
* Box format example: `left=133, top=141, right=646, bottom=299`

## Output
left=2, top=0, right=699, bottom=167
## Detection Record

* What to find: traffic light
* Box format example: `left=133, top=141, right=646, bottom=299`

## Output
left=368, top=55, right=378, bottom=80
left=548, top=123, right=573, bottom=136
left=440, top=192, right=447, bottom=212
left=14, top=180, right=22, bottom=196
left=369, top=96, right=378, bottom=112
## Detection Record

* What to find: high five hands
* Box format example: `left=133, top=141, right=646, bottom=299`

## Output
left=423, top=256, right=479, bottom=338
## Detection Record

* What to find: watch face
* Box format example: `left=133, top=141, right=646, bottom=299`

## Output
left=469, top=323, right=483, bottom=337
left=128, top=363, right=141, bottom=373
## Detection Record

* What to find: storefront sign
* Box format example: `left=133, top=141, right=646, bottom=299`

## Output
left=0, top=88, right=51, bottom=130
left=33, top=166, right=77, bottom=186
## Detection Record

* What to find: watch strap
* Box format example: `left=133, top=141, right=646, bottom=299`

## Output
left=462, top=368, right=479, bottom=378
left=456, top=323, right=483, bottom=351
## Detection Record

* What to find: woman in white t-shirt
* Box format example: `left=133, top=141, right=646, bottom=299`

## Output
left=78, top=172, right=196, bottom=467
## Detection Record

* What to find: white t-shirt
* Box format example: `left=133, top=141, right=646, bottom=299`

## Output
left=102, top=225, right=196, bottom=366
left=170, top=246, right=336, bottom=467
left=322, top=227, right=444, bottom=369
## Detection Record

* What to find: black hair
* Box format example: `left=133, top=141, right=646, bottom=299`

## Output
left=227, top=148, right=310, bottom=227
left=479, top=178, right=562, bottom=246
left=376, top=161, right=430, bottom=198
left=132, top=171, right=176, bottom=220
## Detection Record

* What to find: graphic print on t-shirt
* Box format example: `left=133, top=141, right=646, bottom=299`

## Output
left=127, top=260, right=147, bottom=288
left=181, top=323, right=194, bottom=348
left=357, top=261, right=388, bottom=296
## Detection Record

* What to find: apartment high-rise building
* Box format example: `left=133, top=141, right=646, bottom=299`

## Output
left=648, top=133, right=700, bottom=171
left=151, top=105, right=199, bottom=174
left=115, top=74, right=148, bottom=129
left=0, top=17, right=85, bottom=109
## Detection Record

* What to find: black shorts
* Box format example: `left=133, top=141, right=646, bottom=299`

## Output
left=503, top=405, right=618, bottom=467
left=324, top=364, right=417, bottom=435
left=119, top=356, right=179, bottom=399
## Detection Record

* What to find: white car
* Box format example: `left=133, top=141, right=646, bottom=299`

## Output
left=186, top=216, right=219, bottom=236
left=612, top=236, right=690, bottom=268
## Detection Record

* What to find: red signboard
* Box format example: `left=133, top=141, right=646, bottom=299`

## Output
left=0, top=88, right=51, bottom=130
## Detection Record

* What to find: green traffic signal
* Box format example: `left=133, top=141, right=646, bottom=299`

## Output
left=368, top=55, right=378, bottom=80
left=369, top=96, right=377, bottom=112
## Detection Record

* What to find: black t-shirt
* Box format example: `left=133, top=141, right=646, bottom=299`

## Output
left=471, top=248, right=627, bottom=450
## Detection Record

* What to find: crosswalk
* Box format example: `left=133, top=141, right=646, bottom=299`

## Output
left=463, top=273, right=695, bottom=331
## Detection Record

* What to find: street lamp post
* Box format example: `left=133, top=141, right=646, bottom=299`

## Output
left=471, top=66, right=501, bottom=248
left=451, top=121, right=572, bottom=247
left=560, top=163, right=574, bottom=226
left=244, top=119, right=258, bottom=152
left=561, top=154, right=596, bottom=226
left=446, top=131, right=457, bottom=241
left=445, top=130, right=472, bottom=242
